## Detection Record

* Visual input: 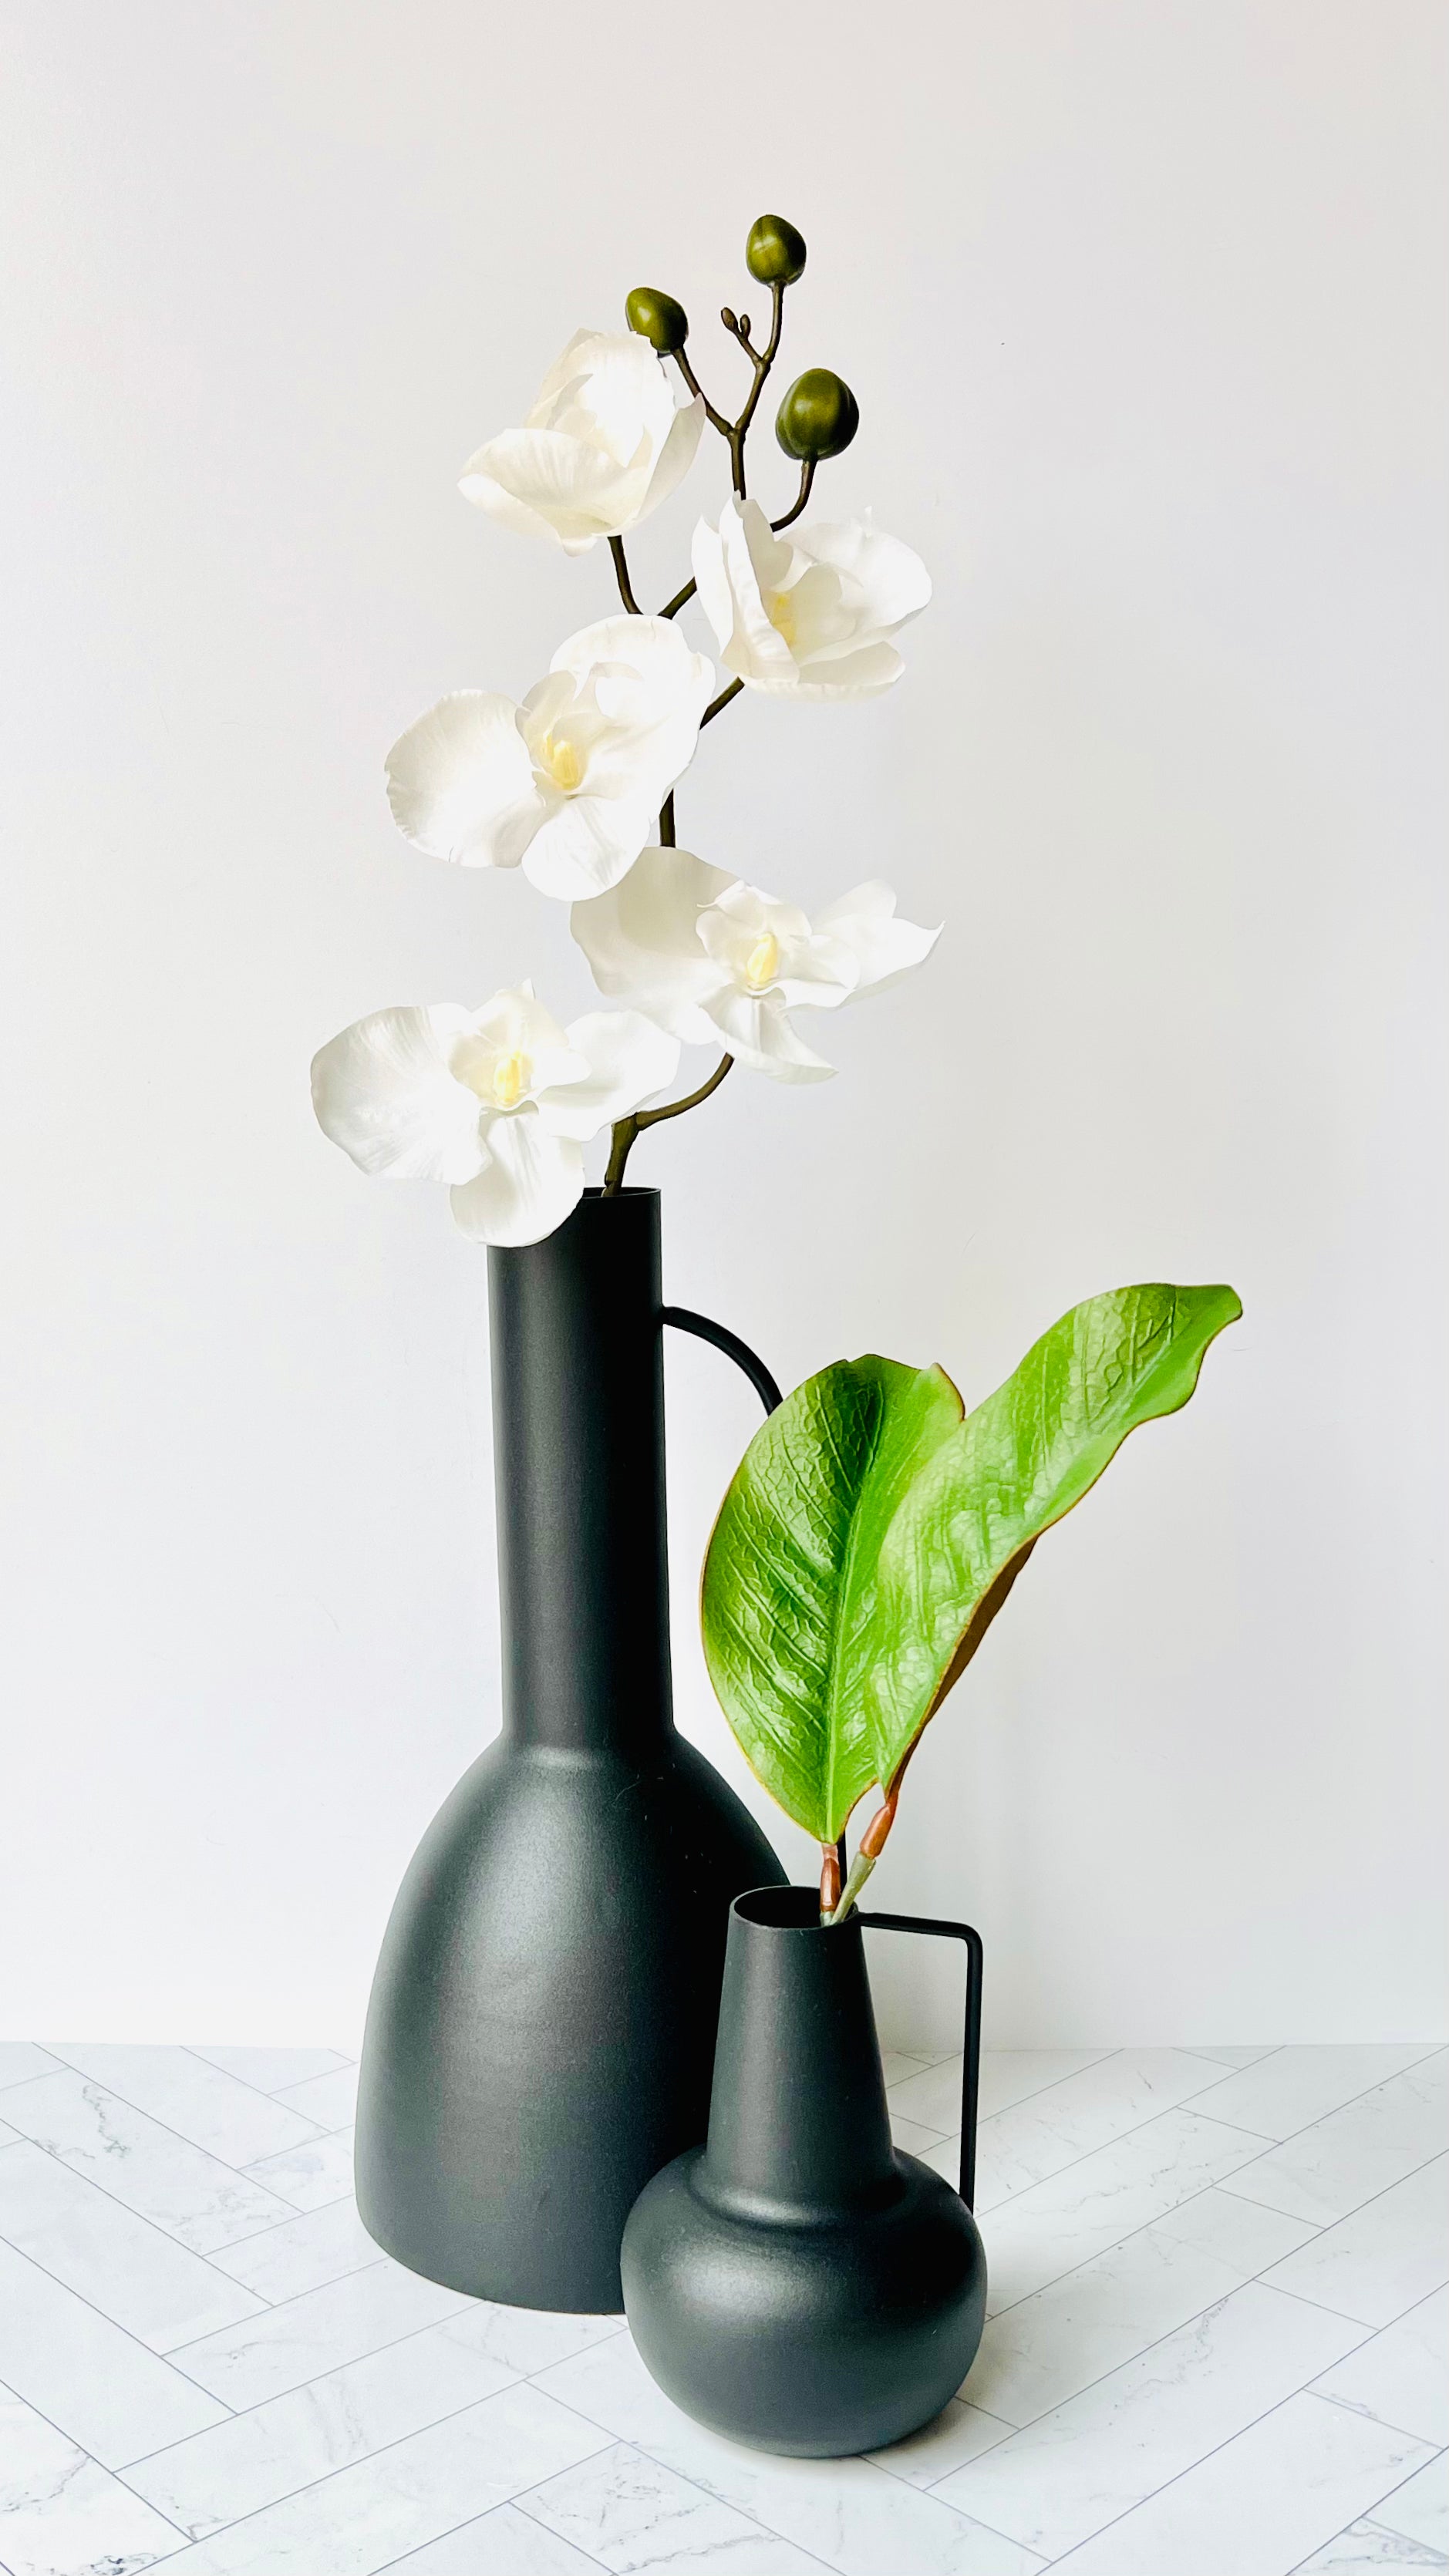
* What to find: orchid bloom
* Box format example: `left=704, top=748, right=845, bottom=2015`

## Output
left=460, top=332, right=704, bottom=554
left=690, top=499, right=931, bottom=698
left=312, top=985, right=679, bottom=1246
left=571, top=848, right=940, bottom=1083
left=385, top=617, right=714, bottom=901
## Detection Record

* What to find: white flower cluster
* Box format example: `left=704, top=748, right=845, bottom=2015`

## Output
left=313, top=330, right=940, bottom=1244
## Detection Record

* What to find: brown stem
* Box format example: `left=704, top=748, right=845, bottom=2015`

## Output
left=659, top=575, right=696, bottom=620
left=827, top=1781, right=901, bottom=1924
left=608, top=535, right=641, bottom=616
left=771, top=456, right=816, bottom=534
left=658, top=790, right=676, bottom=847
left=602, top=1054, right=733, bottom=1196
left=701, top=676, right=743, bottom=728
left=820, top=1842, right=842, bottom=1917
left=670, top=348, right=733, bottom=443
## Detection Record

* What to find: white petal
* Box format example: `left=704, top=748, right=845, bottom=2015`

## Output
left=531, top=332, right=676, bottom=460
left=794, top=518, right=932, bottom=634
left=748, top=642, right=905, bottom=699
left=464, top=985, right=574, bottom=1059
left=459, top=428, right=641, bottom=547
left=522, top=794, right=659, bottom=900
left=386, top=693, right=546, bottom=868
left=814, top=884, right=942, bottom=994
left=634, top=394, right=705, bottom=522
left=571, top=844, right=736, bottom=1028
left=689, top=515, right=734, bottom=656
left=541, top=1010, right=681, bottom=1140
left=702, top=988, right=837, bottom=1083
left=716, top=499, right=798, bottom=682
left=312, top=1005, right=485, bottom=1183
left=449, top=1110, right=584, bottom=1246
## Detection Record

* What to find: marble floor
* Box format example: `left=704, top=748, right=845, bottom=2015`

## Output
left=0, top=2039, right=1444, bottom=2576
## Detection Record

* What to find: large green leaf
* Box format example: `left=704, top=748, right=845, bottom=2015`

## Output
left=701, top=1282, right=1241, bottom=1842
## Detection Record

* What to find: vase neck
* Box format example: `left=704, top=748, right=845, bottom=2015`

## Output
left=487, top=1190, right=672, bottom=1757
left=701, top=1888, right=899, bottom=2216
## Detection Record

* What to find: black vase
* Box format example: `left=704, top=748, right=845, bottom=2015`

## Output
left=621, top=1885, right=987, bottom=2456
left=354, top=1190, right=785, bottom=2315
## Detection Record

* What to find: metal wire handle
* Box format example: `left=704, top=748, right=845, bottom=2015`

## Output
left=859, top=1911, right=983, bottom=2209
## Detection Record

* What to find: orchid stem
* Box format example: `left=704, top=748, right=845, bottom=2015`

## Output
left=659, top=791, right=676, bottom=847
left=772, top=457, right=815, bottom=534
left=701, top=677, right=743, bottom=728
left=608, top=536, right=641, bottom=616
left=602, top=1055, right=733, bottom=1196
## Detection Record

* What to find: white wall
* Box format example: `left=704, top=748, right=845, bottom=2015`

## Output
left=2, top=0, right=1444, bottom=2053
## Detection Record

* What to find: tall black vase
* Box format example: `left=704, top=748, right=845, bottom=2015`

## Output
left=354, top=1190, right=785, bottom=2315
left=622, top=1886, right=987, bottom=2456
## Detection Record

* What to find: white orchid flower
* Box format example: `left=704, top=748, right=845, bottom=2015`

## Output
left=571, top=848, right=941, bottom=1085
left=690, top=499, right=932, bottom=699
left=311, top=985, right=679, bottom=1248
left=385, top=618, right=714, bottom=901
left=460, top=331, right=704, bottom=554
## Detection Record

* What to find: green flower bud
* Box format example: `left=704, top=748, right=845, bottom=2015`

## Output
left=625, top=288, right=689, bottom=354
left=746, top=214, right=807, bottom=287
left=775, top=367, right=860, bottom=462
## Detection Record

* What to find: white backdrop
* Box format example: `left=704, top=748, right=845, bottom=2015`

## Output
left=2, top=0, right=1444, bottom=2052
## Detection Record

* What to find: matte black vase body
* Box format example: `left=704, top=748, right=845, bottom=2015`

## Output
left=355, top=1191, right=784, bottom=2315
left=622, top=1887, right=986, bottom=2456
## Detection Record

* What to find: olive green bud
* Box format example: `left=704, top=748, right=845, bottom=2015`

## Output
left=625, top=288, right=689, bottom=354
left=720, top=305, right=738, bottom=334
left=775, top=367, right=860, bottom=462
left=746, top=214, right=807, bottom=286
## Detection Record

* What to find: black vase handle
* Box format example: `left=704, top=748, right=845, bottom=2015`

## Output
left=858, top=1912, right=983, bottom=2211
left=662, top=1306, right=783, bottom=1417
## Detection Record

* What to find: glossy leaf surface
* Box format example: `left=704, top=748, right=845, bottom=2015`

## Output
left=701, top=1283, right=1241, bottom=1841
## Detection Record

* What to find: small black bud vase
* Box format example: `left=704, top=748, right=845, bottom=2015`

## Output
left=621, top=1885, right=987, bottom=2457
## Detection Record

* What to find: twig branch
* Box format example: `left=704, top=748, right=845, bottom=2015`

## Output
left=602, top=1055, right=733, bottom=1195
left=701, top=677, right=743, bottom=728
left=772, top=456, right=816, bottom=534
left=608, top=535, right=641, bottom=615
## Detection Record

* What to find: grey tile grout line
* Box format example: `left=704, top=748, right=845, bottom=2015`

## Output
left=0, top=2366, right=195, bottom=2549
left=182, top=2043, right=356, bottom=2100
left=915, top=2156, right=1447, bottom=2486
left=0, top=2130, right=305, bottom=2326
left=113, top=2311, right=629, bottom=2473
left=1310, top=2383, right=1448, bottom=2451
left=504, top=2418, right=851, bottom=2576
left=922, top=2046, right=1448, bottom=2305
left=19, top=2044, right=330, bottom=2166
left=1033, top=2380, right=1425, bottom=2571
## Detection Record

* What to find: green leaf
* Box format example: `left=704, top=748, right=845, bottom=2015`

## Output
left=701, top=1282, right=1242, bottom=1843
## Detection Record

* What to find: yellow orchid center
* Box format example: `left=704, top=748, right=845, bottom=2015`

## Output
left=767, top=588, right=797, bottom=649
left=744, top=931, right=780, bottom=991
left=490, top=1049, right=530, bottom=1110
left=539, top=731, right=584, bottom=793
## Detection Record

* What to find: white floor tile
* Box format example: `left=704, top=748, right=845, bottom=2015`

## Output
left=0, top=2069, right=301, bottom=2253
left=187, top=2046, right=351, bottom=2094
left=143, top=2382, right=610, bottom=2575
left=1372, top=2453, right=1449, bottom=2554
left=881, top=2049, right=938, bottom=2088
left=963, top=2212, right=1252, bottom=2426
left=1311, top=2290, right=1449, bottom=2445
left=933, top=2280, right=1367, bottom=2558
left=865, top=2396, right=1016, bottom=2487
left=0, top=2140, right=264, bottom=2350
left=893, top=2110, right=951, bottom=2157
left=521, top=2439, right=834, bottom=2574
left=1180, top=2046, right=1285, bottom=2069
left=981, top=2105, right=1272, bottom=2314
left=1046, top=2390, right=1434, bottom=2576
left=972, top=2049, right=1229, bottom=2213
left=241, top=2126, right=356, bottom=2213
left=1224, top=2053, right=1449, bottom=2228
left=120, top=2305, right=530, bottom=2539
left=0, top=2044, right=64, bottom=2090
left=271, top=2063, right=359, bottom=2129
left=382, top=2500, right=611, bottom=2572
left=1150, top=2181, right=1323, bottom=2274
left=1186, top=2049, right=1441, bottom=2145
left=1294, top=2520, right=1449, bottom=2568
left=1262, top=2157, right=1449, bottom=2328
left=205, top=2194, right=379, bottom=2301
left=46, top=2044, right=323, bottom=2167
left=0, top=2379, right=186, bottom=2576
left=531, top=2331, right=1046, bottom=2575
left=0, top=2238, right=227, bottom=2467
left=165, top=2255, right=473, bottom=2409
left=888, top=2051, right=1110, bottom=2134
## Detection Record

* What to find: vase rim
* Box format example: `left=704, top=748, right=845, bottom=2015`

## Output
left=579, top=1185, right=660, bottom=1203
left=733, top=1885, right=850, bottom=1935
